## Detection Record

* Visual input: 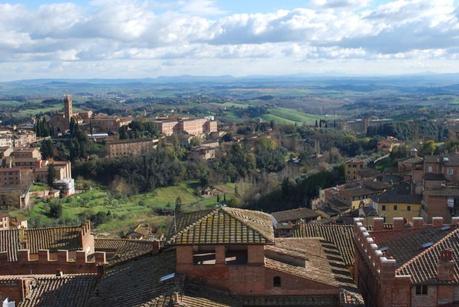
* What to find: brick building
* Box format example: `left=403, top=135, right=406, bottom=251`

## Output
left=105, top=138, right=158, bottom=158
left=354, top=216, right=459, bottom=307
left=166, top=207, right=363, bottom=306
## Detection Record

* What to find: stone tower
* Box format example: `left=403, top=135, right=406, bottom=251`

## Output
left=64, top=95, right=73, bottom=123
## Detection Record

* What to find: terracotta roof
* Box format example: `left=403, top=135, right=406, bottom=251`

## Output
left=91, top=250, right=235, bottom=307
left=0, top=225, right=84, bottom=262
left=265, top=238, right=355, bottom=288
left=293, top=224, right=355, bottom=266
left=372, top=189, right=422, bottom=205
left=271, top=208, right=318, bottom=223
left=396, top=229, right=459, bottom=284
left=396, top=228, right=459, bottom=285
left=0, top=229, right=20, bottom=261
left=26, top=226, right=82, bottom=253
left=374, top=226, right=456, bottom=268
left=12, top=274, right=98, bottom=307
left=95, top=238, right=155, bottom=265
left=167, top=207, right=275, bottom=245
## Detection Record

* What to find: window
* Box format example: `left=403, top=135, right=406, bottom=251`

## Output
left=407, top=206, right=411, bottom=211
left=192, top=247, right=216, bottom=265
left=382, top=205, right=386, bottom=211
left=394, top=205, right=398, bottom=211
left=448, top=168, right=454, bottom=176
left=273, top=276, right=281, bottom=287
left=415, top=285, right=428, bottom=295
left=225, top=247, right=248, bottom=265
left=427, top=166, right=433, bottom=173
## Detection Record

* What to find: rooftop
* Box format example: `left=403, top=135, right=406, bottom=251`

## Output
left=293, top=224, right=355, bottom=266
left=167, top=207, right=275, bottom=245
left=271, top=207, right=318, bottom=223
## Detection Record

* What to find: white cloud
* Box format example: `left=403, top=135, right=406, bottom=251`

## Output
left=0, top=0, right=459, bottom=79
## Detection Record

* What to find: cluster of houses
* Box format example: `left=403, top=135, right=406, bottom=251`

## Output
left=0, top=147, right=74, bottom=209
left=0, top=202, right=456, bottom=306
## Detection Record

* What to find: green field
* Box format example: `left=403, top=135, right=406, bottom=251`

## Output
left=261, top=107, right=322, bottom=125
left=9, top=181, right=244, bottom=236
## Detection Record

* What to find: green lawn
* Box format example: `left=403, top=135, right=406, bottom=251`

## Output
left=8, top=181, right=245, bottom=236
left=262, top=108, right=323, bottom=125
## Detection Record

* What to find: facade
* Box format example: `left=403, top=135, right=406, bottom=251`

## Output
left=372, top=186, right=422, bottom=223
left=354, top=216, right=459, bottom=307
left=153, top=117, right=218, bottom=136
left=345, top=158, right=369, bottom=182
left=105, top=138, right=158, bottom=158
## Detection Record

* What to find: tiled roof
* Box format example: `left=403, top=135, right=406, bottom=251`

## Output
left=95, top=238, right=155, bottom=266
left=271, top=208, right=318, bottom=223
left=375, top=226, right=456, bottom=267
left=91, top=250, right=178, bottom=306
left=372, top=189, right=422, bottom=204
left=293, top=224, right=355, bottom=266
left=0, top=225, right=84, bottom=262
left=167, top=207, right=275, bottom=245
left=0, top=229, right=20, bottom=261
left=26, top=226, right=82, bottom=253
left=396, top=228, right=459, bottom=284
left=14, top=274, right=98, bottom=307
left=91, top=250, right=235, bottom=307
left=264, top=238, right=363, bottom=305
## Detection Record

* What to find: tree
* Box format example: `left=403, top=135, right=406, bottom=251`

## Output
left=175, top=196, right=182, bottom=214
left=48, top=202, right=62, bottom=219
left=47, top=164, right=55, bottom=188
left=40, top=139, right=54, bottom=159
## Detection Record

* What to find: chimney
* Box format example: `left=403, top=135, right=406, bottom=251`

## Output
left=393, top=217, right=405, bottom=231
left=372, top=217, right=384, bottom=232
left=412, top=217, right=424, bottom=229
left=437, top=249, right=454, bottom=281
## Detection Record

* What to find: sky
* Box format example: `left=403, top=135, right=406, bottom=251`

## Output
left=1, top=0, right=459, bottom=80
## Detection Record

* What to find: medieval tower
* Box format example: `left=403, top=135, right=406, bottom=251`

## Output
left=64, top=95, right=73, bottom=123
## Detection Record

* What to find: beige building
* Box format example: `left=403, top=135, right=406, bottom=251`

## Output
left=153, top=117, right=218, bottom=136
left=105, top=138, right=158, bottom=158
left=0, top=168, right=33, bottom=186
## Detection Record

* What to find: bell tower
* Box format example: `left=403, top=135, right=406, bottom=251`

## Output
left=64, top=95, right=73, bottom=123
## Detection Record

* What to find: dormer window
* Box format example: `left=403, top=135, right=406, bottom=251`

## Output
left=273, top=276, right=281, bottom=287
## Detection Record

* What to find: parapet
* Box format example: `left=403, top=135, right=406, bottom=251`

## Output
left=0, top=249, right=106, bottom=275
left=354, top=216, right=459, bottom=281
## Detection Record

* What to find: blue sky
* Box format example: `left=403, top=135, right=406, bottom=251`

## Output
left=10, top=0, right=395, bottom=12
left=1, top=0, right=459, bottom=80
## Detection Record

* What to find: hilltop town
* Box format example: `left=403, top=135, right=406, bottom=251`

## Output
left=0, top=76, right=458, bottom=306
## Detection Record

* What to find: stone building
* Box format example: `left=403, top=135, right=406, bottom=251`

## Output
left=105, top=138, right=158, bottom=158
left=354, top=216, right=459, bottom=307
left=153, top=117, right=218, bottom=136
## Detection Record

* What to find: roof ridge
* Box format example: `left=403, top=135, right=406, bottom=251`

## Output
left=26, top=225, right=82, bottom=231
left=168, top=208, right=217, bottom=243
left=396, top=227, right=459, bottom=274
left=223, top=207, right=274, bottom=243
left=95, top=238, right=152, bottom=243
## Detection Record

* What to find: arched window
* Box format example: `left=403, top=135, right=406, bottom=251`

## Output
left=273, top=276, right=281, bottom=287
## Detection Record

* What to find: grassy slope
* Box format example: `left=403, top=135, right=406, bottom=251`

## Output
left=9, top=181, right=242, bottom=235
left=262, top=107, right=322, bottom=125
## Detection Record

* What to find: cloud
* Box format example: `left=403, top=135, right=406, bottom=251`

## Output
left=310, top=0, right=370, bottom=8
left=0, top=0, right=459, bottom=79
